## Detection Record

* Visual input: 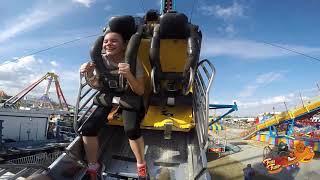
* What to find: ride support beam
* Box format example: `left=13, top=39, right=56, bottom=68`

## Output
left=268, top=125, right=278, bottom=137
left=55, top=80, right=68, bottom=110
left=286, top=119, right=295, bottom=136
left=208, top=102, right=238, bottom=125
left=4, top=73, right=49, bottom=106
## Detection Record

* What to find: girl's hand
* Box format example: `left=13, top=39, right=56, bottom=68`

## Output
left=80, top=62, right=95, bottom=74
left=118, top=63, right=131, bottom=78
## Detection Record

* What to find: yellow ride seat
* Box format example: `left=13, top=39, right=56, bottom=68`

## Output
left=107, top=11, right=202, bottom=132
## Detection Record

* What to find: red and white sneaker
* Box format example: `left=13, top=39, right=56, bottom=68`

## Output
left=86, top=168, right=98, bottom=180
left=85, top=163, right=105, bottom=180
left=137, top=162, right=148, bottom=180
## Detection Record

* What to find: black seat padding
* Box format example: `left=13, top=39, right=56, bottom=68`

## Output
left=159, top=12, right=189, bottom=39
left=108, top=16, right=137, bottom=41
left=145, top=9, right=159, bottom=22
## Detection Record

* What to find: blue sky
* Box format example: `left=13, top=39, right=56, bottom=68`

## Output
left=0, top=0, right=319, bottom=116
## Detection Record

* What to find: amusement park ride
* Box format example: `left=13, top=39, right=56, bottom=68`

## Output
left=240, top=89, right=320, bottom=174
left=2, top=72, right=69, bottom=111
left=0, top=0, right=318, bottom=179
left=262, top=142, right=315, bottom=174
left=37, top=0, right=237, bottom=179
left=242, top=94, right=320, bottom=145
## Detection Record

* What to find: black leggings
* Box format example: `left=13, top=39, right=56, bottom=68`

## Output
left=80, top=106, right=142, bottom=140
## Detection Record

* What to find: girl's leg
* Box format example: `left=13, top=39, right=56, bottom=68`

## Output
left=83, top=136, right=99, bottom=164
left=122, top=110, right=145, bottom=163
left=122, top=110, right=147, bottom=178
left=81, top=106, right=110, bottom=179
left=129, top=137, right=145, bottom=163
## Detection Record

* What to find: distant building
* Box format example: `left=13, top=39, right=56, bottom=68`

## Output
left=0, top=108, right=49, bottom=141
left=247, top=118, right=255, bottom=122
left=232, top=117, right=255, bottom=122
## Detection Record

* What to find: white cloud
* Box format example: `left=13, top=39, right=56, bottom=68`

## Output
left=215, top=2, right=244, bottom=19
left=225, top=24, right=235, bottom=34
left=0, top=28, right=98, bottom=56
left=104, top=5, right=112, bottom=11
left=233, top=89, right=318, bottom=116
left=255, top=72, right=282, bottom=84
left=236, top=98, right=284, bottom=115
left=60, top=70, right=79, bottom=82
left=217, top=24, right=236, bottom=35
left=73, top=0, right=95, bottom=7
left=50, top=69, right=56, bottom=73
left=0, top=3, right=69, bottom=43
left=135, top=12, right=145, bottom=17
left=201, top=38, right=320, bottom=59
left=0, top=56, right=45, bottom=92
left=199, top=1, right=245, bottom=34
left=239, top=72, right=283, bottom=97
left=288, top=93, right=295, bottom=98
left=199, top=1, right=245, bottom=19
left=238, top=85, right=258, bottom=98
left=0, top=11, right=54, bottom=43
left=50, top=61, right=58, bottom=67
left=301, top=96, right=311, bottom=101
left=238, top=101, right=260, bottom=109
left=0, top=56, right=39, bottom=74
left=261, top=96, right=288, bottom=105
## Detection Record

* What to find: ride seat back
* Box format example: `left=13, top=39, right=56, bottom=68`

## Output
left=150, top=12, right=201, bottom=95
left=160, top=13, right=188, bottom=73
left=158, top=12, right=189, bottom=73
left=160, top=40, right=187, bottom=73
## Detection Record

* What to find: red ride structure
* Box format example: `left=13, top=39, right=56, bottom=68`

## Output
left=3, top=72, right=68, bottom=111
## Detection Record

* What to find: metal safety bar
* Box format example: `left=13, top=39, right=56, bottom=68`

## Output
left=74, top=73, right=98, bottom=135
left=0, top=166, right=46, bottom=180
left=0, top=151, right=62, bottom=179
left=193, top=59, right=216, bottom=150
left=8, top=152, right=62, bottom=166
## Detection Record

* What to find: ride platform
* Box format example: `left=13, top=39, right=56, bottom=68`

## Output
left=107, top=105, right=194, bottom=132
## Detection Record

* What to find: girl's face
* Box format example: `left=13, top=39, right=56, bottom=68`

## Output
left=103, top=32, right=126, bottom=58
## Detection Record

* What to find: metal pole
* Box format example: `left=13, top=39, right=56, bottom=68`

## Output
left=0, top=120, right=3, bottom=151
left=36, top=119, right=38, bottom=141
left=299, top=91, right=304, bottom=107
left=283, top=101, right=289, bottom=112
left=283, top=101, right=292, bottom=119
left=19, top=122, right=22, bottom=141
left=27, top=129, right=30, bottom=141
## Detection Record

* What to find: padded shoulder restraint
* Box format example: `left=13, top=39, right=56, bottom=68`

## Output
left=90, top=35, right=105, bottom=74
left=125, top=25, right=144, bottom=77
